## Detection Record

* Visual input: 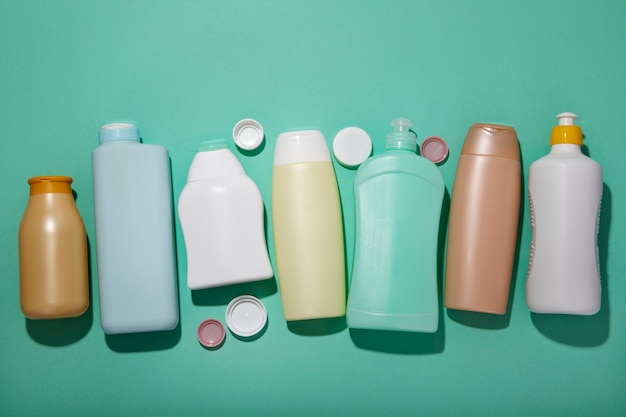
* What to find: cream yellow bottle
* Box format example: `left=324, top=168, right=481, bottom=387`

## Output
left=18, top=176, right=89, bottom=319
left=272, top=130, right=346, bottom=321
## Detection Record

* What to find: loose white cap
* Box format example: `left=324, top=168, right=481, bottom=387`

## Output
left=273, top=130, right=331, bottom=166
left=233, top=118, right=264, bottom=150
left=225, top=295, right=267, bottom=338
left=332, top=127, right=372, bottom=167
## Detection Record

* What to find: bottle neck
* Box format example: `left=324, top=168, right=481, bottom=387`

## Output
left=28, top=176, right=73, bottom=195
left=385, top=134, right=417, bottom=152
left=549, top=143, right=582, bottom=154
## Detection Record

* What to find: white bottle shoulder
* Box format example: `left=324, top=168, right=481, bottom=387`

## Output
left=187, top=148, right=245, bottom=182
left=530, top=146, right=601, bottom=178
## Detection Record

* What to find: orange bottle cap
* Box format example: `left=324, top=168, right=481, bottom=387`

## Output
left=28, top=176, right=73, bottom=195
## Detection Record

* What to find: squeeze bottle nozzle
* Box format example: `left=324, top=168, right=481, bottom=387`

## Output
left=557, top=112, right=577, bottom=126
left=550, top=112, right=582, bottom=146
left=386, top=117, right=417, bottom=151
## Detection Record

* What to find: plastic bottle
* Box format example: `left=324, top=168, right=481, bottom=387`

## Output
left=526, top=112, right=602, bottom=315
left=178, top=139, right=273, bottom=289
left=347, top=118, right=444, bottom=332
left=272, top=130, right=346, bottom=321
left=18, top=176, right=89, bottom=319
left=444, top=123, right=520, bottom=314
left=92, top=123, right=179, bottom=334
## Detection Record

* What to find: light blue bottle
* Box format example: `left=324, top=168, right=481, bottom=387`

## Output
left=347, top=118, right=444, bottom=332
left=92, top=123, right=179, bottom=334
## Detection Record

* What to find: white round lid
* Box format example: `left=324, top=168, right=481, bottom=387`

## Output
left=225, top=295, right=267, bottom=338
left=233, top=118, right=264, bottom=150
left=332, top=127, right=372, bottom=167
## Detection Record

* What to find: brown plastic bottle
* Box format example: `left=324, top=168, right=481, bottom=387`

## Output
left=444, top=124, right=521, bottom=314
left=19, top=176, right=89, bottom=319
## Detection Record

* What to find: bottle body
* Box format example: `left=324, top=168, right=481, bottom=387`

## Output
left=19, top=176, right=89, bottom=319
left=444, top=124, right=521, bottom=315
left=272, top=130, right=346, bottom=321
left=178, top=141, right=273, bottom=289
left=92, top=125, right=178, bottom=334
left=526, top=145, right=602, bottom=314
left=347, top=151, right=444, bottom=332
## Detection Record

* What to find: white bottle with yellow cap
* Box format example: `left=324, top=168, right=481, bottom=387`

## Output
left=526, top=112, right=603, bottom=315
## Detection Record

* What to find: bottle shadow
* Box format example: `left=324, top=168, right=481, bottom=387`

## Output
left=530, top=183, right=611, bottom=347
left=191, top=277, right=277, bottom=306
left=26, top=310, right=93, bottom=346
left=105, top=323, right=182, bottom=353
left=349, top=326, right=445, bottom=355
left=287, top=316, right=347, bottom=336
left=26, top=236, right=94, bottom=346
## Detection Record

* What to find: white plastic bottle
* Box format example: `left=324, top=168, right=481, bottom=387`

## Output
left=526, top=112, right=603, bottom=315
left=92, top=123, right=179, bottom=334
left=178, top=139, right=273, bottom=289
left=272, top=130, right=346, bottom=321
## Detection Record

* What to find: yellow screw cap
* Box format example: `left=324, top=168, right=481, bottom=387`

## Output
left=550, top=112, right=583, bottom=146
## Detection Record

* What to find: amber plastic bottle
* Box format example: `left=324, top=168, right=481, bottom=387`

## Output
left=19, top=176, right=89, bottom=319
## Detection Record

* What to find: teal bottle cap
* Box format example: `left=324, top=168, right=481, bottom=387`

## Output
left=386, top=118, right=417, bottom=151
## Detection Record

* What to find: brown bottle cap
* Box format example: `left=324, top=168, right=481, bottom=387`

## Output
left=461, top=124, right=520, bottom=160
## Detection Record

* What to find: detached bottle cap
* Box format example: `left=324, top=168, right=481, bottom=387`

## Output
left=233, top=119, right=264, bottom=151
left=225, top=295, right=267, bottom=338
left=550, top=112, right=583, bottom=146
left=197, top=318, right=226, bottom=348
left=332, top=127, right=372, bottom=167
left=420, top=136, right=449, bottom=164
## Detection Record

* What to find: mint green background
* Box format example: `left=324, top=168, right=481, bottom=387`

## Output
left=1, top=1, right=624, bottom=415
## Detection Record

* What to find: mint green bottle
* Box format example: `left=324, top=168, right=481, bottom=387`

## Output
left=347, top=118, right=444, bottom=332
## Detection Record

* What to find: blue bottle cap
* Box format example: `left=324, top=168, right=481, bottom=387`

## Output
left=99, top=123, right=140, bottom=143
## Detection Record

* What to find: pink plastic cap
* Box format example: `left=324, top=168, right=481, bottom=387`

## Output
left=420, top=136, right=449, bottom=164
left=197, top=319, right=226, bottom=348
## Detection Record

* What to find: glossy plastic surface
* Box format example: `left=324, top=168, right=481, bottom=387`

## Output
left=19, top=176, right=89, bottom=319
left=348, top=124, right=444, bottom=332
left=527, top=114, right=602, bottom=314
left=92, top=129, right=179, bottom=334
left=178, top=141, right=273, bottom=289
left=272, top=130, right=346, bottom=321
